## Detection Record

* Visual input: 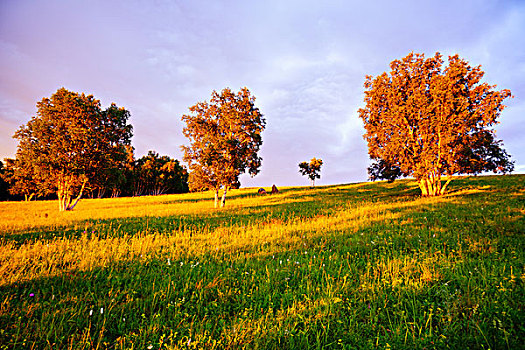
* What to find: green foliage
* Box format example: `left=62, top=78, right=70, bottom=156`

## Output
left=367, top=159, right=404, bottom=183
left=2, top=156, right=43, bottom=201
left=0, top=160, right=10, bottom=201
left=2, top=175, right=522, bottom=348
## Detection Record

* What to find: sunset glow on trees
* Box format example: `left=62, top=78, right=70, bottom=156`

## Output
left=359, top=52, right=514, bottom=196
left=299, top=158, right=323, bottom=187
left=181, top=87, right=265, bottom=207
left=12, top=88, right=133, bottom=210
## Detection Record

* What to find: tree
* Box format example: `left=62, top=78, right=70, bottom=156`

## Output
left=135, top=151, right=188, bottom=195
left=181, top=87, right=265, bottom=207
left=1, top=157, right=43, bottom=201
left=12, top=88, right=133, bottom=210
left=299, top=158, right=323, bottom=187
left=0, top=160, right=11, bottom=201
left=85, top=105, right=134, bottom=199
left=359, top=52, right=513, bottom=196
left=367, top=159, right=403, bottom=183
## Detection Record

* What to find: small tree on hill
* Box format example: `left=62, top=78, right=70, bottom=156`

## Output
left=181, top=87, right=265, bottom=207
left=12, top=88, right=133, bottom=210
left=359, top=52, right=513, bottom=196
left=299, top=158, right=323, bottom=187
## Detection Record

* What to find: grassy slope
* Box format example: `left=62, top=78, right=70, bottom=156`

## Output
left=0, top=175, right=523, bottom=349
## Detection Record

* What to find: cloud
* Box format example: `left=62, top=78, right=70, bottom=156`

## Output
left=1, top=0, right=524, bottom=186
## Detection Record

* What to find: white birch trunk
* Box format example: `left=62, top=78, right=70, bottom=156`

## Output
left=419, top=174, right=451, bottom=197
left=220, top=186, right=228, bottom=207
left=67, top=179, right=87, bottom=211
left=57, top=178, right=87, bottom=211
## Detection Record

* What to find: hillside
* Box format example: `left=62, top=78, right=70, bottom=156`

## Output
left=1, top=175, right=523, bottom=349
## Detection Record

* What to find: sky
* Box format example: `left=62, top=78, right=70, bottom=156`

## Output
left=1, top=0, right=524, bottom=188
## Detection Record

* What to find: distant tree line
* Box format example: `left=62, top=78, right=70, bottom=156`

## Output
left=123, top=149, right=188, bottom=197
left=1, top=148, right=188, bottom=202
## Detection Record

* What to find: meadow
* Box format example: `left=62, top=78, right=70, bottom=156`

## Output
left=0, top=175, right=523, bottom=349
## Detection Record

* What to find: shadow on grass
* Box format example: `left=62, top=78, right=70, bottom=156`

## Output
left=1, top=182, right=400, bottom=246
left=2, top=176, right=524, bottom=348
left=2, top=228, right=522, bottom=348
left=4, top=174, right=523, bottom=248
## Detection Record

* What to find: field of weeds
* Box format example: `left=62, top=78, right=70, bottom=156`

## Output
left=0, top=175, right=523, bottom=349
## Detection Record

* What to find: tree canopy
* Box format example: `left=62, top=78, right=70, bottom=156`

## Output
left=181, top=87, right=265, bottom=207
left=299, top=158, right=323, bottom=187
left=133, top=151, right=189, bottom=196
left=0, top=161, right=11, bottom=201
left=366, top=159, right=403, bottom=183
left=359, top=52, right=513, bottom=196
left=12, top=88, right=133, bottom=210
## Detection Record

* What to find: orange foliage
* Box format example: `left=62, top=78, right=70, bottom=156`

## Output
left=181, top=88, right=265, bottom=207
left=359, top=52, right=513, bottom=196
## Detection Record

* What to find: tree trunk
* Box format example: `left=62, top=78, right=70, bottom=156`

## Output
left=418, top=173, right=451, bottom=196
left=439, top=176, right=453, bottom=195
left=67, top=179, right=87, bottom=211
left=418, top=179, right=429, bottom=196
left=57, top=178, right=87, bottom=211
left=111, top=188, right=121, bottom=198
left=57, top=182, right=65, bottom=211
left=221, top=186, right=228, bottom=207
left=64, top=194, right=72, bottom=210
left=214, top=189, right=219, bottom=208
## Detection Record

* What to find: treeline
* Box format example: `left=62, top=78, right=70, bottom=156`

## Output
left=0, top=150, right=188, bottom=201
left=0, top=88, right=191, bottom=209
left=2, top=52, right=516, bottom=208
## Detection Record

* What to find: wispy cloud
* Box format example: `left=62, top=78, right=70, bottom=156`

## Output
left=1, top=0, right=524, bottom=186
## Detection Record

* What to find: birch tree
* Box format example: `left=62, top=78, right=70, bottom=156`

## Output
left=12, top=88, right=132, bottom=210
left=359, top=52, right=513, bottom=196
left=299, top=158, right=323, bottom=187
left=181, top=87, right=265, bottom=207
left=134, top=151, right=188, bottom=196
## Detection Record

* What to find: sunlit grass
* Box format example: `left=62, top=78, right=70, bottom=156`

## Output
left=0, top=175, right=523, bottom=349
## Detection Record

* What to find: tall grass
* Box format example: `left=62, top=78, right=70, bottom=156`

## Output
left=0, top=175, right=523, bottom=349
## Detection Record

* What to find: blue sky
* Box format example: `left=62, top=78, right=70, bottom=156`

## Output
left=1, top=0, right=524, bottom=187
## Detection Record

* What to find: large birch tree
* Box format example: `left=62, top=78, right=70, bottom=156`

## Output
left=359, top=52, right=513, bottom=196
left=12, top=88, right=133, bottom=210
left=181, top=87, right=265, bottom=207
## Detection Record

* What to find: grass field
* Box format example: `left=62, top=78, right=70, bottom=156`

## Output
left=0, top=175, right=524, bottom=349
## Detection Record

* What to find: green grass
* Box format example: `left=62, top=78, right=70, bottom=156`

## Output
left=0, top=175, right=524, bottom=349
